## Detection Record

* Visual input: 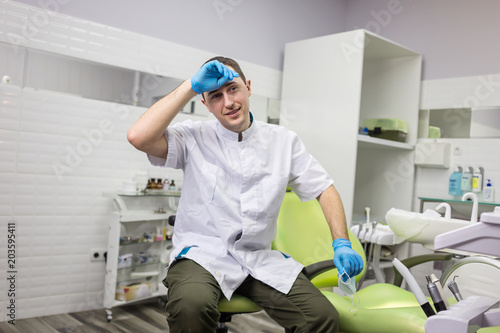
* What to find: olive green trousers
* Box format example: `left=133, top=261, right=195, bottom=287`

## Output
left=163, top=259, right=339, bottom=333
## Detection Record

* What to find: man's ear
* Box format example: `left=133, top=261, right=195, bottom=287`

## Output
left=200, top=95, right=212, bottom=114
left=246, top=79, right=252, bottom=97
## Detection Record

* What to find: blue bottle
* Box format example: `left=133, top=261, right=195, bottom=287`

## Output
left=449, top=166, right=463, bottom=196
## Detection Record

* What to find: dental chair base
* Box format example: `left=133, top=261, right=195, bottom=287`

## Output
left=425, top=296, right=500, bottom=332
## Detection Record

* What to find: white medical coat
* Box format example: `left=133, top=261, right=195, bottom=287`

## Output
left=148, top=117, right=333, bottom=299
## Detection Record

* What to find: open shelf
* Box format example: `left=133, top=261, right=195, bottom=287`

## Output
left=357, top=135, right=414, bottom=150
left=117, top=190, right=181, bottom=197
left=419, top=197, right=499, bottom=207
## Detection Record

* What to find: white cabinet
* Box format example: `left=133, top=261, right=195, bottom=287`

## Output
left=280, top=29, right=422, bottom=223
left=103, top=192, right=179, bottom=321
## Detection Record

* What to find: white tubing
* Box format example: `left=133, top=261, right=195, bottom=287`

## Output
left=392, top=258, right=427, bottom=305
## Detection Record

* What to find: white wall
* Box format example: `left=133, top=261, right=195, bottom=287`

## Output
left=344, top=0, right=500, bottom=80
left=11, top=0, right=349, bottom=71
left=416, top=72, right=500, bottom=212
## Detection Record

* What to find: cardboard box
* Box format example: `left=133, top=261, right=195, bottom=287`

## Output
left=115, top=283, right=152, bottom=301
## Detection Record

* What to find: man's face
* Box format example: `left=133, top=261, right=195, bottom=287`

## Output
left=201, top=67, right=252, bottom=134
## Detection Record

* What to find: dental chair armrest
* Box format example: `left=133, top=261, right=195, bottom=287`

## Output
left=392, top=253, right=453, bottom=287
left=303, top=260, right=337, bottom=281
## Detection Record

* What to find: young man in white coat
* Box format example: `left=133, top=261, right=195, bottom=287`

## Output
left=127, top=56, right=363, bottom=333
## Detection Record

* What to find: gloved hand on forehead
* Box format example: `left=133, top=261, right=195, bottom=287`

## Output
left=332, top=238, right=364, bottom=282
left=191, top=60, right=239, bottom=94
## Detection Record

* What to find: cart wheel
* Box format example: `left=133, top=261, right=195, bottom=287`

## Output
left=105, top=309, right=113, bottom=322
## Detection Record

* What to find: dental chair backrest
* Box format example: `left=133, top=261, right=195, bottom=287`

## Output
left=272, top=191, right=367, bottom=288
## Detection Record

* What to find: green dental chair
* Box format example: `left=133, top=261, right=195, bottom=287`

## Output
left=217, top=191, right=441, bottom=333
left=273, top=191, right=430, bottom=333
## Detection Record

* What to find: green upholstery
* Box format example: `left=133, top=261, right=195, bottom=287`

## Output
left=272, top=192, right=429, bottom=333
left=272, top=192, right=366, bottom=288
left=218, top=294, right=261, bottom=313
left=321, top=287, right=426, bottom=333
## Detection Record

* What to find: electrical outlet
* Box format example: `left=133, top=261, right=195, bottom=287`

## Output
left=90, top=248, right=107, bottom=262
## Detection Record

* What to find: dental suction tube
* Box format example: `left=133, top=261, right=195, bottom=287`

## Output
left=392, top=258, right=436, bottom=317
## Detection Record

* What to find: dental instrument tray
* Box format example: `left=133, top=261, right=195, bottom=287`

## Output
left=362, top=118, right=408, bottom=142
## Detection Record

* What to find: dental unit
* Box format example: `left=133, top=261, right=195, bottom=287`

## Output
left=385, top=193, right=500, bottom=331
left=425, top=206, right=500, bottom=332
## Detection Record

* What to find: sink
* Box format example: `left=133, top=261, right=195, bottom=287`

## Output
left=385, top=208, right=472, bottom=250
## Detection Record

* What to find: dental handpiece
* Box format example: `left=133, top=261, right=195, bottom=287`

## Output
left=429, top=273, right=450, bottom=308
left=447, top=276, right=464, bottom=302
left=393, top=258, right=435, bottom=317
left=426, top=276, right=447, bottom=312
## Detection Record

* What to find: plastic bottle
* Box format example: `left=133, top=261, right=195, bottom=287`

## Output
left=484, top=179, right=495, bottom=202
left=448, top=166, right=463, bottom=196
left=461, top=167, right=473, bottom=192
left=472, top=167, right=483, bottom=193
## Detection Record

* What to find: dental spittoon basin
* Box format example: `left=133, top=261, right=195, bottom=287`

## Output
left=385, top=208, right=472, bottom=250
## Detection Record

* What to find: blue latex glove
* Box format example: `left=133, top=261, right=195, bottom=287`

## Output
left=190, top=60, right=239, bottom=94
left=332, top=238, right=364, bottom=282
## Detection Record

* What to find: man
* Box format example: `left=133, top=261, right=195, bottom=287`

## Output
left=127, top=56, right=363, bottom=332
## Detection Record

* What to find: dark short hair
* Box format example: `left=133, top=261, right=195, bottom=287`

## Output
left=203, top=56, right=247, bottom=84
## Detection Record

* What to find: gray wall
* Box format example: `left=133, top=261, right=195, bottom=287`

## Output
left=13, top=0, right=500, bottom=79
left=344, top=0, right=500, bottom=80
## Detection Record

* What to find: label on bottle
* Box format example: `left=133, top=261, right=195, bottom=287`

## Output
left=461, top=174, right=472, bottom=191
left=472, top=174, right=482, bottom=192
left=472, top=176, right=479, bottom=189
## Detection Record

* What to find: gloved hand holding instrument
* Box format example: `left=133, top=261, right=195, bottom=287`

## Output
left=191, top=60, right=239, bottom=94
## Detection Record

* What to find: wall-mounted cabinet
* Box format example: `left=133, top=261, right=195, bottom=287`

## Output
left=419, top=107, right=500, bottom=139
left=281, top=29, right=422, bottom=223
